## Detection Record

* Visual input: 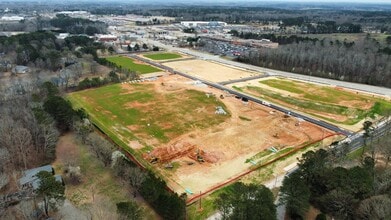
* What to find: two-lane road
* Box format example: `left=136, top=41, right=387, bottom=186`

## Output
left=130, top=54, right=352, bottom=136
left=144, top=39, right=391, bottom=98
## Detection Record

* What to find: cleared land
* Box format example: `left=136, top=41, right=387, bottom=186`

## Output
left=68, top=80, right=228, bottom=146
left=106, top=56, right=161, bottom=74
left=68, top=75, right=334, bottom=199
left=143, top=52, right=182, bottom=60
left=231, top=77, right=391, bottom=131
left=164, top=59, right=260, bottom=82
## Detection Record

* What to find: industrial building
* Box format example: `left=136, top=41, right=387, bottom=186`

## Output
left=180, top=21, right=227, bottom=28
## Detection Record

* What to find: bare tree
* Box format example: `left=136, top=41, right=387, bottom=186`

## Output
left=356, top=195, right=391, bottom=220
left=58, top=69, right=72, bottom=90
left=0, top=95, right=61, bottom=170
left=374, top=169, right=391, bottom=195
left=40, top=122, right=60, bottom=159
left=86, top=133, right=113, bottom=166
left=0, top=148, right=10, bottom=172
left=13, top=127, right=33, bottom=169
left=15, top=200, right=36, bottom=220
left=128, top=167, right=146, bottom=197
left=87, top=197, right=118, bottom=220
left=0, top=172, right=9, bottom=191
left=74, top=119, right=93, bottom=143
left=376, top=123, right=391, bottom=167
left=90, top=61, right=98, bottom=75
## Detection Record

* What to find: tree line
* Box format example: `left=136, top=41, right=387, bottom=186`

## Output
left=216, top=182, right=276, bottom=219
left=280, top=125, right=391, bottom=219
left=0, top=32, right=104, bottom=71
left=50, top=14, right=107, bottom=36
left=238, top=36, right=391, bottom=88
left=229, top=31, right=320, bottom=45
left=75, top=128, right=187, bottom=220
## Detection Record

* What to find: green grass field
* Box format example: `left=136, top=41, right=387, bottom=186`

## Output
left=234, top=78, right=391, bottom=125
left=144, top=53, right=182, bottom=60
left=106, top=56, right=161, bottom=74
left=68, top=83, right=229, bottom=154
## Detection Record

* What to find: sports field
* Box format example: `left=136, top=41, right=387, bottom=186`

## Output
left=106, top=56, right=161, bottom=74
left=68, top=75, right=335, bottom=199
left=231, top=77, right=391, bottom=130
left=143, top=52, right=182, bottom=60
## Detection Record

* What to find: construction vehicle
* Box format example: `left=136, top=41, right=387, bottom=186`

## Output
left=150, top=157, right=158, bottom=164
left=196, top=149, right=205, bottom=163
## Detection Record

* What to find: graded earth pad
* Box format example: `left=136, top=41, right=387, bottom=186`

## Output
left=230, top=77, right=391, bottom=131
left=163, top=59, right=260, bottom=82
left=106, top=56, right=161, bottom=74
left=68, top=75, right=335, bottom=201
left=142, top=52, right=184, bottom=61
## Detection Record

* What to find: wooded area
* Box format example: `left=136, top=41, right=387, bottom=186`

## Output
left=239, top=36, right=391, bottom=88
left=280, top=126, right=391, bottom=219
left=50, top=14, right=107, bottom=36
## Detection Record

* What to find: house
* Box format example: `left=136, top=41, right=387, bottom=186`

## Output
left=96, top=34, right=118, bottom=42
left=11, top=65, right=30, bottom=75
left=19, top=165, right=63, bottom=190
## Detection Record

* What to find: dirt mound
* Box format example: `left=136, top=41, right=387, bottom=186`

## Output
left=145, top=142, right=196, bottom=163
left=188, top=149, right=223, bottom=163
left=144, top=141, right=224, bottom=164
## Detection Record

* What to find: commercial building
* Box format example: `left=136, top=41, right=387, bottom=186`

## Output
left=180, top=21, right=227, bottom=28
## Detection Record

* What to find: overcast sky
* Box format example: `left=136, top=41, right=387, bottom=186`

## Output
left=3, top=0, right=391, bottom=2
left=2, top=0, right=391, bottom=5
left=120, top=0, right=391, bottom=2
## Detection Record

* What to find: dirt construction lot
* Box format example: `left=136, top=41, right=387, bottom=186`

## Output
left=134, top=75, right=334, bottom=197
left=69, top=74, right=335, bottom=200
left=163, top=59, right=261, bottom=82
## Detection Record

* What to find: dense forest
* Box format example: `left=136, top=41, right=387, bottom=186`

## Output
left=50, top=14, right=107, bottom=35
left=0, top=32, right=104, bottom=70
left=238, top=35, right=391, bottom=88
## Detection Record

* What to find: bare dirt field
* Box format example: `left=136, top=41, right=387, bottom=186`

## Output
left=133, top=75, right=335, bottom=198
left=69, top=74, right=335, bottom=201
left=163, top=59, right=260, bottom=82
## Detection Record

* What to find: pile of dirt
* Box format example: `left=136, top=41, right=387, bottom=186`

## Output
left=188, top=149, right=223, bottom=163
left=144, top=141, right=224, bottom=164
left=145, top=142, right=195, bottom=163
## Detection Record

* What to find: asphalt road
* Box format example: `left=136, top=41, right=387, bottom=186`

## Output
left=144, top=39, right=391, bottom=98
left=133, top=40, right=391, bottom=219
left=218, top=74, right=269, bottom=85
left=130, top=54, right=352, bottom=136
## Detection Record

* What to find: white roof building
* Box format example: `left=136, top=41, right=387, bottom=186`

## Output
left=1, top=16, right=24, bottom=21
left=19, top=165, right=63, bottom=190
left=180, top=21, right=227, bottom=28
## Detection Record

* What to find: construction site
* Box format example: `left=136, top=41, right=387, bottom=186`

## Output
left=70, top=60, right=341, bottom=202
left=163, top=59, right=261, bottom=82
left=130, top=74, right=337, bottom=198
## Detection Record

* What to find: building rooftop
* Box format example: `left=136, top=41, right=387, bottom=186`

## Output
left=19, top=165, right=54, bottom=187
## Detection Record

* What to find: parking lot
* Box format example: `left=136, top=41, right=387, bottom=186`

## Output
left=199, top=38, right=257, bottom=58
